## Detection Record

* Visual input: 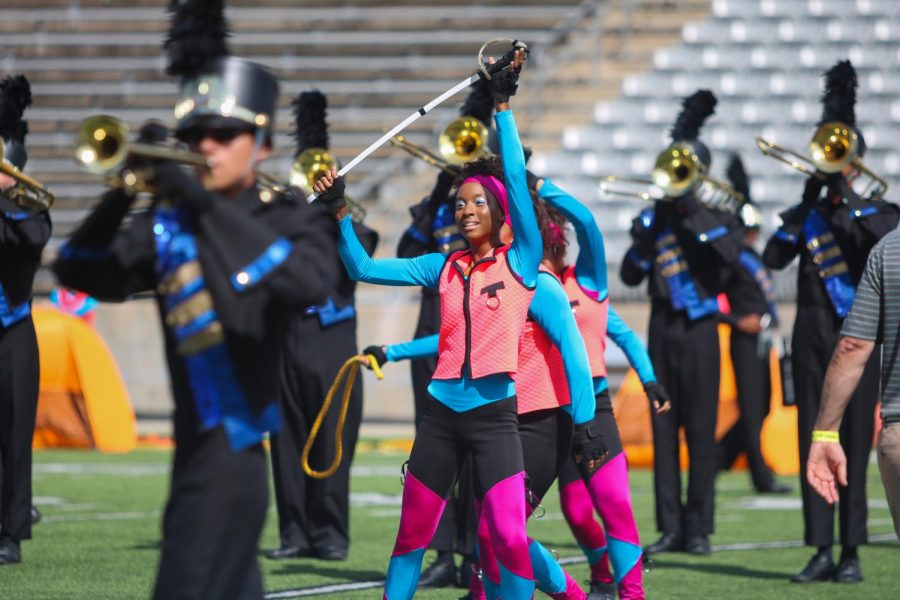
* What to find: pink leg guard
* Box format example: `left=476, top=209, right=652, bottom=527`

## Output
left=559, top=478, right=611, bottom=584
left=586, top=452, right=644, bottom=600
left=481, top=471, right=534, bottom=596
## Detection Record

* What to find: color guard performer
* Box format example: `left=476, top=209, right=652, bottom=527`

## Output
left=0, top=74, right=50, bottom=566
left=762, top=60, right=900, bottom=584
left=620, top=90, right=743, bottom=556
left=54, top=1, right=334, bottom=596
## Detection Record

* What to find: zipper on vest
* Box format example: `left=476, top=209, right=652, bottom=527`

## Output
left=462, top=274, right=472, bottom=378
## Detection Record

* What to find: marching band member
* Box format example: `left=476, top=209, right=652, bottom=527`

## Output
left=0, top=74, right=50, bottom=566
left=716, top=156, right=789, bottom=494
left=621, top=90, right=743, bottom=557
left=54, top=1, right=334, bottom=595
left=763, top=60, right=900, bottom=584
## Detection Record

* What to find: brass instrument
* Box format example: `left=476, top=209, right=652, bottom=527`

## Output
left=73, top=115, right=211, bottom=191
left=755, top=121, right=887, bottom=200
left=389, top=116, right=492, bottom=175
left=599, top=142, right=746, bottom=215
left=0, top=139, right=55, bottom=210
left=289, top=147, right=366, bottom=223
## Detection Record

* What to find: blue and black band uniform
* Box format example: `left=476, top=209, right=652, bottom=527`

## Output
left=763, top=186, right=900, bottom=549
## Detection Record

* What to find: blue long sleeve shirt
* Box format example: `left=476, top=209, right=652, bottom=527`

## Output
left=338, top=109, right=541, bottom=411
left=538, top=178, right=608, bottom=300
left=385, top=273, right=595, bottom=424
left=595, top=304, right=657, bottom=394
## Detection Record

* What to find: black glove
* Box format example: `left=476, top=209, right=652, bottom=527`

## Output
left=486, top=64, right=521, bottom=103
left=362, top=345, right=387, bottom=369
left=152, top=161, right=217, bottom=213
left=802, top=175, right=825, bottom=206
left=316, top=175, right=347, bottom=217
left=572, top=419, right=608, bottom=470
left=644, top=382, right=671, bottom=409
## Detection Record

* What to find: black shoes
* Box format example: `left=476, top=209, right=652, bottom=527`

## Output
left=643, top=532, right=684, bottom=555
left=30, top=506, right=42, bottom=525
left=833, top=556, right=863, bottom=583
left=0, top=539, right=21, bottom=565
left=588, top=580, right=617, bottom=600
left=458, top=556, right=477, bottom=589
left=313, top=546, right=348, bottom=561
left=264, top=545, right=309, bottom=560
left=757, top=482, right=792, bottom=494
left=685, top=535, right=711, bottom=555
left=418, top=553, right=458, bottom=588
left=791, top=552, right=835, bottom=583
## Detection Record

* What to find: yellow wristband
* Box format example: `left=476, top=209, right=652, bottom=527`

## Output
left=812, top=430, right=840, bottom=443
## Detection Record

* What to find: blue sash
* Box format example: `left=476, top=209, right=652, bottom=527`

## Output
left=0, top=283, right=30, bottom=328
left=656, top=226, right=719, bottom=320
left=803, top=209, right=855, bottom=318
left=153, top=205, right=279, bottom=451
left=737, top=249, right=779, bottom=324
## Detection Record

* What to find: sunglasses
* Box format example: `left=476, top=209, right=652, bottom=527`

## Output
left=177, top=126, right=254, bottom=146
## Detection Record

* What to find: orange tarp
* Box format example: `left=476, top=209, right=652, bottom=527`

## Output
left=613, top=323, right=800, bottom=475
left=32, top=306, right=136, bottom=452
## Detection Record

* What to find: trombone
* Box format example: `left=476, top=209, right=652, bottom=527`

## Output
left=599, top=142, right=746, bottom=215
left=73, top=115, right=211, bottom=192
left=289, top=147, right=366, bottom=223
left=389, top=116, right=491, bottom=175
left=0, top=139, right=55, bottom=210
left=755, top=121, right=887, bottom=200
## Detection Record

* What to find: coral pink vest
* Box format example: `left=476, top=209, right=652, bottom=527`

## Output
left=561, top=266, right=608, bottom=379
left=515, top=268, right=570, bottom=415
left=433, top=245, right=535, bottom=380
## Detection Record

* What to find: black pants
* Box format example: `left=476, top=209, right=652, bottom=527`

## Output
left=558, top=392, right=622, bottom=487
left=520, top=408, right=573, bottom=502
left=153, top=401, right=268, bottom=599
left=413, top=292, right=477, bottom=558
left=0, top=317, right=39, bottom=543
left=718, top=330, right=776, bottom=491
left=270, top=317, right=362, bottom=552
left=793, top=305, right=879, bottom=548
left=647, top=306, right=720, bottom=537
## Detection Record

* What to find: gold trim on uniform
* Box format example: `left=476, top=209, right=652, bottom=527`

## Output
left=818, top=262, right=848, bottom=278
left=806, top=232, right=834, bottom=251
left=165, top=290, right=214, bottom=328
left=811, top=245, right=842, bottom=265
left=158, top=260, right=202, bottom=296
left=660, top=260, right=688, bottom=278
left=656, top=247, right=682, bottom=265
left=177, top=321, right=225, bottom=356
left=656, top=233, right=677, bottom=248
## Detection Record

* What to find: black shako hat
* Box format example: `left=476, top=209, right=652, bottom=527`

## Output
left=0, top=74, right=32, bottom=170
left=292, top=90, right=329, bottom=157
left=669, top=89, right=717, bottom=169
left=166, top=0, right=279, bottom=139
left=726, top=154, right=762, bottom=229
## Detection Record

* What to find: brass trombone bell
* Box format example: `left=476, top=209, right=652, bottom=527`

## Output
left=651, top=142, right=701, bottom=197
left=438, top=116, right=490, bottom=165
left=0, top=139, right=55, bottom=210
left=74, top=115, right=211, bottom=182
left=290, top=148, right=336, bottom=191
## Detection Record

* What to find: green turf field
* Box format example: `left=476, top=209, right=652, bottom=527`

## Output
left=4, top=446, right=897, bottom=599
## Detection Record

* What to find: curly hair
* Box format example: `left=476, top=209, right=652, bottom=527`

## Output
left=543, top=203, right=569, bottom=260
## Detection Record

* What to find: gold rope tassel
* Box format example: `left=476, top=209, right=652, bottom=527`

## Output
left=301, top=354, right=383, bottom=479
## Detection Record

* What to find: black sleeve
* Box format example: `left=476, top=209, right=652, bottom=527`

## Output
left=843, top=197, right=900, bottom=243
left=762, top=204, right=806, bottom=270
left=197, top=193, right=338, bottom=310
left=52, top=188, right=156, bottom=301
left=680, top=199, right=743, bottom=265
left=0, top=194, right=52, bottom=251
left=620, top=206, right=660, bottom=286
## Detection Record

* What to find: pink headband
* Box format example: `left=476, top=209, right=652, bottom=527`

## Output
left=462, top=175, right=511, bottom=227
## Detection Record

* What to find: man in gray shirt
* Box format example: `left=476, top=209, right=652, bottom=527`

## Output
left=808, top=228, right=900, bottom=550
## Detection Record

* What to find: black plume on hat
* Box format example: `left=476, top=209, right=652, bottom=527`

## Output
left=459, top=78, right=493, bottom=124
left=0, top=74, right=32, bottom=143
left=819, top=59, right=857, bottom=126
left=292, top=90, right=329, bottom=155
left=165, top=0, right=230, bottom=79
left=726, top=154, right=750, bottom=201
left=670, top=89, right=717, bottom=142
